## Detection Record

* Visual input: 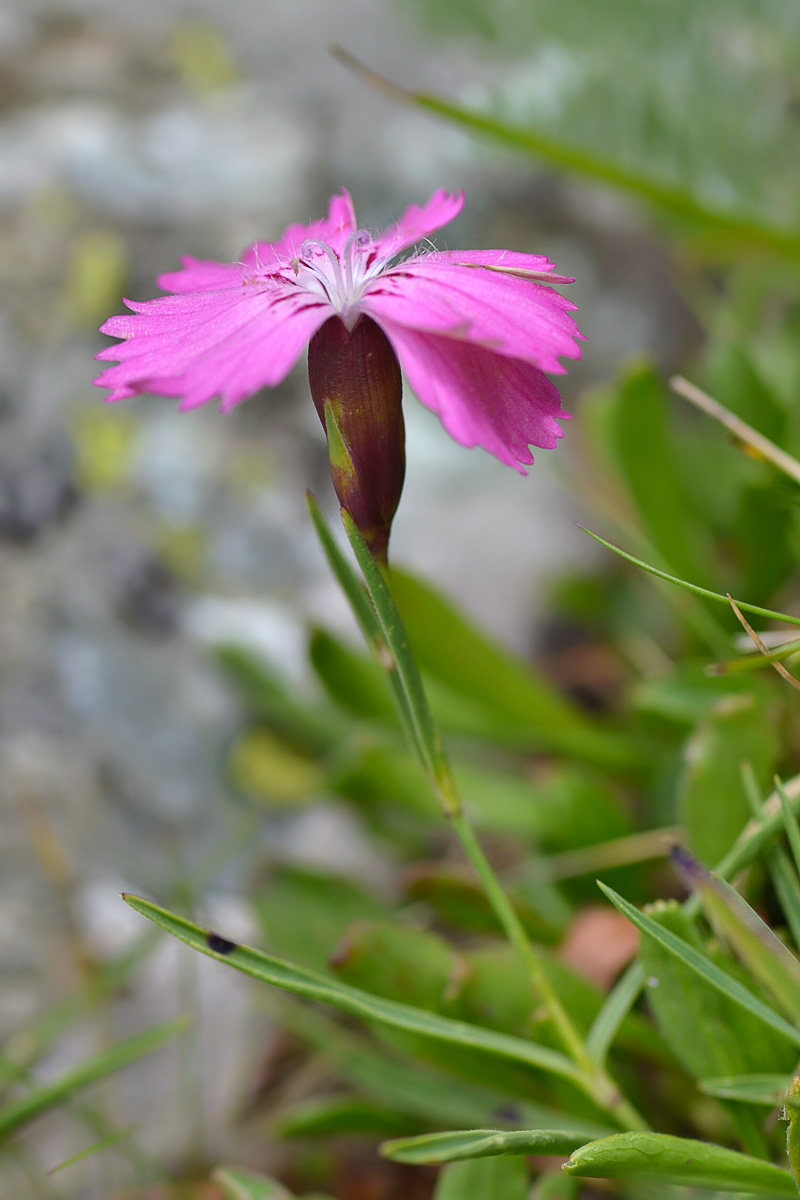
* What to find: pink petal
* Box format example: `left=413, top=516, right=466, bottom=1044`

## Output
left=362, top=262, right=582, bottom=374
left=157, top=257, right=245, bottom=294
left=375, top=322, right=570, bottom=473
left=373, top=190, right=465, bottom=259
left=94, top=284, right=330, bottom=410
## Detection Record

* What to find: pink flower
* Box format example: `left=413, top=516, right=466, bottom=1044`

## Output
left=94, top=189, right=582, bottom=474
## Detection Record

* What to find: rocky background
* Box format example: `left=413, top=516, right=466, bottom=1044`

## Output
left=0, top=1, right=695, bottom=1195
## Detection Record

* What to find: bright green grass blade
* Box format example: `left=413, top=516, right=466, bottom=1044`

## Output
left=563, top=1131, right=797, bottom=1193
left=673, top=848, right=800, bottom=1022
left=585, top=961, right=646, bottom=1067
left=597, top=883, right=800, bottom=1048
left=340, top=509, right=455, bottom=810
left=699, top=1074, right=792, bottom=1106
left=331, top=48, right=800, bottom=261
left=0, top=1016, right=188, bottom=1141
left=213, top=1166, right=292, bottom=1200
left=381, top=1128, right=593, bottom=1164
left=123, top=894, right=580, bottom=1083
left=580, top=527, right=800, bottom=628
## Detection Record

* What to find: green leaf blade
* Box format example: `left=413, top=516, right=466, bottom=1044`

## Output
left=699, top=1074, right=792, bottom=1106
left=0, top=1016, right=188, bottom=1141
left=381, top=1128, right=593, bottom=1164
left=564, top=1131, right=797, bottom=1193
left=598, top=883, right=800, bottom=1048
left=122, top=894, right=580, bottom=1084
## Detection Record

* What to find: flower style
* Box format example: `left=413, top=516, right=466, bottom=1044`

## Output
left=95, top=189, right=582, bottom=559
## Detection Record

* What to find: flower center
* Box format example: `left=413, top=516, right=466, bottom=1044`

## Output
left=290, top=231, right=381, bottom=327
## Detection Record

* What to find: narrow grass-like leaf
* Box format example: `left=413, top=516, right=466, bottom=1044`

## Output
left=277, top=1096, right=419, bottom=1138
left=563, top=1132, right=797, bottom=1193
left=672, top=847, right=800, bottom=1022
left=699, top=1075, right=792, bottom=1106
left=306, top=494, right=424, bottom=764
left=770, top=846, right=800, bottom=954
left=331, top=48, right=800, bottom=261
left=597, top=883, right=800, bottom=1047
left=711, top=636, right=800, bottom=676
left=0, top=1016, right=188, bottom=1141
left=340, top=510, right=455, bottom=809
left=381, top=1128, right=592, bottom=1165
left=580, top=528, right=800, bottom=628
left=48, top=1123, right=136, bottom=1175
left=213, top=1166, right=293, bottom=1200
left=123, top=895, right=580, bottom=1083
left=746, top=765, right=800, bottom=952
left=718, top=774, right=800, bottom=886
left=776, top=777, right=800, bottom=878
left=585, top=961, right=645, bottom=1066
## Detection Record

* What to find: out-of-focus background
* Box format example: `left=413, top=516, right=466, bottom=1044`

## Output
left=3, top=0, right=799, bottom=1196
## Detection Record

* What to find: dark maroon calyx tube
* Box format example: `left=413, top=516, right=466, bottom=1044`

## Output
left=307, top=315, right=405, bottom=565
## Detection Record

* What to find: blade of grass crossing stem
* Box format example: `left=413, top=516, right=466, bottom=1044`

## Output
left=0, top=1017, right=188, bottom=1141
left=597, top=883, right=800, bottom=1048
left=339, top=508, right=456, bottom=812
left=579, top=528, right=800, bottom=628
left=306, top=495, right=425, bottom=771
left=767, top=775, right=800, bottom=953
left=776, top=776, right=800, bottom=877
left=744, top=763, right=800, bottom=954
left=712, top=636, right=800, bottom=676
left=585, top=961, right=645, bottom=1066
left=122, top=894, right=581, bottom=1082
left=717, top=773, right=800, bottom=880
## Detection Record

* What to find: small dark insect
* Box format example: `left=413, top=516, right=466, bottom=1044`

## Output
left=206, top=931, right=238, bottom=955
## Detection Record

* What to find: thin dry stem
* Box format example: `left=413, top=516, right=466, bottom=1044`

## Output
left=671, top=375, right=800, bottom=487
left=727, top=594, right=800, bottom=693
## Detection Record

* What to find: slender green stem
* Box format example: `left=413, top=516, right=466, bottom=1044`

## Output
left=450, top=810, right=646, bottom=1131
left=310, top=499, right=647, bottom=1128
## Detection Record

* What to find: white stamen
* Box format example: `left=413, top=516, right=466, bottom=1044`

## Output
left=289, top=230, right=384, bottom=327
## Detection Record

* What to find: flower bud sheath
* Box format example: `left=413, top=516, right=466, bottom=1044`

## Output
left=308, top=315, right=405, bottom=565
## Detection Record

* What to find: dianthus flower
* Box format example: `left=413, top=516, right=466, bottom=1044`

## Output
left=95, top=189, right=582, bottom=560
